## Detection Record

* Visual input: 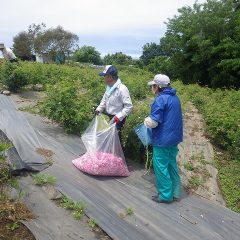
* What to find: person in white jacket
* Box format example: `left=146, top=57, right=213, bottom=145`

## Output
left=96, top=65, right=133, bottom=141
left=0, top=44, right=17, bottom=62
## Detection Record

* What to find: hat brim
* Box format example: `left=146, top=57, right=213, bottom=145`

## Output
left=148, top=80, right=155, bottom=86
left=99, top=72, right=106, bottom=77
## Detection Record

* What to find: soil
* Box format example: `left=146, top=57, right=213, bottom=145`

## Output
left=0, top=201, right=35, bottom=240
left=178, top=102, right=225, bottom=205
left=36, top=148, right=54, bottom=158
left=0, top=222, right=35, bottom=240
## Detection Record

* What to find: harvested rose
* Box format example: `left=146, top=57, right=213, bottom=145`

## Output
left=72, top=152, right=129, bottom=177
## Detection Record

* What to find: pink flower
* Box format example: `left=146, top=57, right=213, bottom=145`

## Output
left=72, top=152, right=129, bottom=177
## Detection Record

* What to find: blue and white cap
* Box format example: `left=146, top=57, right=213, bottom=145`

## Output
left=99, top=65, right=118, bottom=77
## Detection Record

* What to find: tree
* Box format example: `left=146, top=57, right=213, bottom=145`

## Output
left=145, top=56, right=175, bottom=78
left=73, top=46, right=102, bottom=64
left=140, top=43, right=165, bottom=65
left=13, top=31, right=32, bottom=60
left=34, top=26, right=79, bottom=62
left=158, top=0, right=240, bottom=88
left=28, top=23, right=46, bottom=53
left=103, top=52, right=132, bottom=65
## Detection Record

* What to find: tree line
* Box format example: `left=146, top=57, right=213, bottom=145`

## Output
left=13, top=24, right=133, bottom=65
left=12, top=0, right=240, bottom=88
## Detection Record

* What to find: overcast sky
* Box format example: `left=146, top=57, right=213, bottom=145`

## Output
left=0, top=0, right=205, bottom=58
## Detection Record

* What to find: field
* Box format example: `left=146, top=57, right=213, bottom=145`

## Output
left=0, top=61, right=239, bottom=212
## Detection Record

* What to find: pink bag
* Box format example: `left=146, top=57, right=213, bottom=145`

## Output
left=72, top=115, right=129, bottom=177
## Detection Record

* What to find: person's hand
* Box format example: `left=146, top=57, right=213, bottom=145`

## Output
left=113, top=116, right=120, bottom=124
left=109, top=116, right=120, bottom=125
left=95, top=110, right=100, bottom=116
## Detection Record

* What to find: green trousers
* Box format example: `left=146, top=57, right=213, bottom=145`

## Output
left=153, top=146, right=181, bottom=202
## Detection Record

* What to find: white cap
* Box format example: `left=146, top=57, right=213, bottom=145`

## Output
left=148, top=74, right=170, bottom=87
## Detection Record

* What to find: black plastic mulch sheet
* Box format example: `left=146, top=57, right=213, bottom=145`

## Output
left=1, top=94, right=240, bottom=240
left=0, top=95, right=48, bottom=172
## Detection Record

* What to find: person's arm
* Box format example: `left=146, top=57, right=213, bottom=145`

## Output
left=144, top=116, right=158, bottom=128
left=144, top=97, right=165, bottom=127
left=96, top=93, right=106, bottom=113
left=116, top=86, right=133, bottom=121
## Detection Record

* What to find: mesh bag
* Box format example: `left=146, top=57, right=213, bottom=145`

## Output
left=72, top=115, right=129, bottom=177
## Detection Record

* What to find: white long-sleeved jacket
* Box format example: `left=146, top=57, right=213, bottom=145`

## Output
left=96, top=80, right=133, bottom=121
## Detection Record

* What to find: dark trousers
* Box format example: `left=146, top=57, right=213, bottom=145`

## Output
left=9, top=59, right=18, bottom=63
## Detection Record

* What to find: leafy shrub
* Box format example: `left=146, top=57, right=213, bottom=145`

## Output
left=0, top=62, right=28, bottom=91
left=123, top=100, right=151, bottom=161
left=41, top=79, right=94, bottom=134
left=174, top=81, right=240, bottom=158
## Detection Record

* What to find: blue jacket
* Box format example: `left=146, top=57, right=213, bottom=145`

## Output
left=150, top=88, right=183, bottom=147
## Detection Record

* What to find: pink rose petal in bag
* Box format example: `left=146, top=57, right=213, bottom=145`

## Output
left=72, top=116, right=129, bottom=177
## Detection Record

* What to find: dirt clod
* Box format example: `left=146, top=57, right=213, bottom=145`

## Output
left=36, top=148, right=54, bottom=158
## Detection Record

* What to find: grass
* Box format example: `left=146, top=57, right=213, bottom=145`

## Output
left=32, top=173, right=56, bottom=186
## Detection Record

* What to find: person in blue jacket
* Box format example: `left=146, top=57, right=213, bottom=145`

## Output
left=144, top=74, right=183, bottom=203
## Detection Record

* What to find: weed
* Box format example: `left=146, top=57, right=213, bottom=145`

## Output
left=6, top=222, right=20, bottom=231
left=47, top=158, right=54, bottom=166
left=18, top=105, right=40, bottom=114
left=126, top=207, right=134, bottom=216
left=9, top=178, right=20, bottom=189
left=32, top=173, right=56, bottom=186
left=199, top=159, right=208, bottom=165
left=61, top=196, right=75, bottom=210
left=17, top=189, right=26, bottom=201
left=188, top=175, right=205, bottom=190
left=72, top=211, right=83, bottom=220
left=88, top=218, right=98, bottom=229
left=60, top=196, right=86, bottom=220
left=0, top=143, right=12, bottom=152
left=184, top=162, right=195, bottom=171
left=0, top=192, right=7, bottom=202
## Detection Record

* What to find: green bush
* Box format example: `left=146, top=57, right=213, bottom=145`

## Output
left=0, top=62, right=28, bottom=92
left=174, top=81, right=240, bottom=158
left=41, top=79, right=94, bottom=134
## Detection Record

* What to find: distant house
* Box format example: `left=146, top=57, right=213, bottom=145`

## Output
left=36, top=52, right=65, bottom=64
left=36, top=53, right=53, bottom=63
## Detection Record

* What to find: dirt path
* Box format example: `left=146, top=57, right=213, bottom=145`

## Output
left=178, top=102, right=225, bottom=205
